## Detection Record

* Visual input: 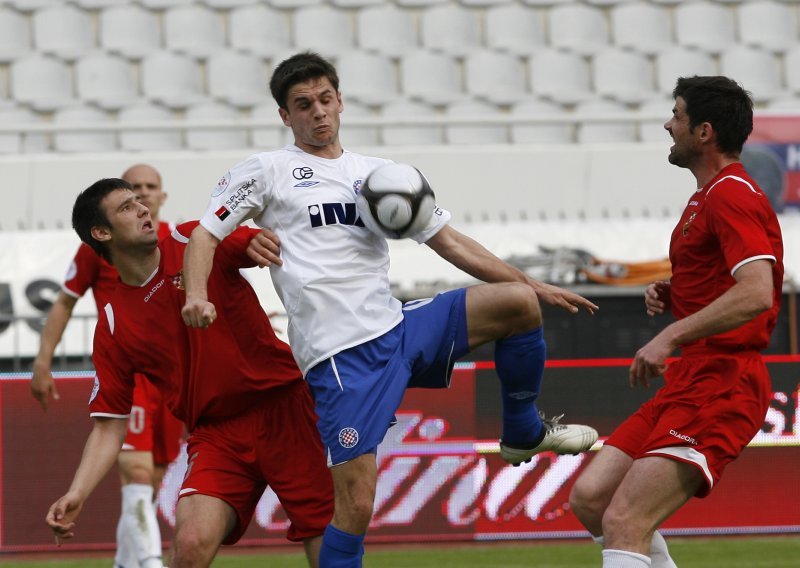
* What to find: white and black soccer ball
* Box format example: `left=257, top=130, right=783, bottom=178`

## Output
left=356, top=163, right=436, bottom=239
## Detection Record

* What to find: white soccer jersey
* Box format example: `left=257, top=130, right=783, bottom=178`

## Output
left=200, top=145, right=450, bottom=374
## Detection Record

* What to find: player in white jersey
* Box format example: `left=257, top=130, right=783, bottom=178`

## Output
left=182, top=52, right=600, bottom=568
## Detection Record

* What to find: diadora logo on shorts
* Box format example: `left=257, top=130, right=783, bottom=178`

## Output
left=144, top=278, right=165, bottom=302
left=89, top=376, right=100, bottom=403
left=339, top=427, right=359, bottom=449
left=308, top=202, right=365, bottom=228
left=669, top=429, right=699, bottom=446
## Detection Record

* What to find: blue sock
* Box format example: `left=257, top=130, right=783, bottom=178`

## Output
left=496, top=326, right=546, bottom=447
left=320, top=524, right=365, bottom=568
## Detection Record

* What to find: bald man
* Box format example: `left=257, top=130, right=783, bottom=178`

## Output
left=32, top=164, right=183, bottom=568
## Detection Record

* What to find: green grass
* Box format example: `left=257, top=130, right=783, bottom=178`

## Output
left=3, top=537, right=799, bottom=567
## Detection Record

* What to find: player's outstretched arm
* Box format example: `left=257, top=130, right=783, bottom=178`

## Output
left=425, top=225, right=598, bottom=315
left=182, top=224, right=221, bottom=328
left=46, top=416, right=128, bottom=544
left=31, top=292, right=79, bottom=411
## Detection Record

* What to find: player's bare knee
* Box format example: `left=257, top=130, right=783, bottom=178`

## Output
left=504, top=283, right=542, bottom=331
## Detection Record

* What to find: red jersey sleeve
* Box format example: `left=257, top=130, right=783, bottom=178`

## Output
left=705, top=180, right=776, bottom=274
left=63, top=244, right=100, bottom=298
left=173, top=220, right=259, bottom=271
left=89, top=303, right=136, bottom=418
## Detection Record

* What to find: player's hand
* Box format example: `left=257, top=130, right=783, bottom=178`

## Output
left=645, top=280, right=671, bottom=316
left=534, top=282, right=599, bottom=315
left=629, top=334, right=673, bottom=388
left=246, top=229, right=283, bottom=268
left=182, top=297, right=217, bottom=328
left=31, top=362, right=60, bottom=411
left=46, top=492, right=84, bottom=545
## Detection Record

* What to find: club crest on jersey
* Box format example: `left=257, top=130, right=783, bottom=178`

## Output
left=211, top=171, right=231, bottom=197
left=339, top=427, right=359, bottom=449
left=215, top=206, right=231, bottom=221
left=353, top=179, right=363, bottom=192
left=308, top=202, right=365, bottom=228
left=170, top=272, right=184, bottom=291
left=682, top=211, right=697, bottom=236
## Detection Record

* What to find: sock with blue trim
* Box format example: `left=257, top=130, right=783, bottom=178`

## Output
left=495, top=326, right=546, bottom=447
left=320, top=524, right=365, bottom=568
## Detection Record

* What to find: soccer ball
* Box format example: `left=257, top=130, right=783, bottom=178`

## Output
left=356, top=163, right=436, bottom=239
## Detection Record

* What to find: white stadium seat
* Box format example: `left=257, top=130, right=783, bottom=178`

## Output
left=202, top=0, right=260, bottom=7
left=421, top=5, right=481, bottom=56
left=485, top=4, right=546, bottom=56
left=0, top=7, right=31, bottom=63
left=528, top=49, right=592, bottom=105
left=380, top=100, right=444, bottom=146
left=737, top=1, right=797, bottom=54
left=164, top=5, right=226, bottom=59
left=5, top=0, right=61, bottom=11
left=0, top=104, right=49, bottom=155
left=549, top=4, right=610, bottom=55
left=637, top=97, right=672, bottom=144
left=510, top=98, right=573, bottom=145
left=118, top=103, right=183, bottom=152
left=139, top=0, right=194, bottom=8
left=464, top=50, right=528, bottom=105
left=100, top=5, right=160, bottom=60
left=53, top=105, right=116, bottom=153
left=339, top=100, right=380, bottom=148
left=337, top=51, right=399, bottom=106
left=400, top=50, right=465, bottom=106
left=76, top=53, right=138, bottom=111
left=655, top=47, right=717, bottom=95
left=185, top=102, right=248, bottom=151
left=445, top=100, right=508, bottom=145
left=785, top=46, right=800, bottom=95
left=575, top=99, right=637, bottom=144
left=74, top=0, right=130, bottom=7
left=293, top=6, right=355, bottom=57
left=593, top=48, right=656, bottom=104
left=357, top=5, right=418, bottom=58
left=250, top=102, right=288, bottom=149
left=11, top=55, right=74, bottom=112
left=229, top=5, right=291, bottom=57
left=206, top=50, right=269, bottom=108
left=720, top=46, right=783, bottom=103
left=674, top=2, right=735, bottom=54
left=270, top=0, right=323, bottom=8
left=32, top=5, right=94, bottom=61
left=611, top=2, right=673, bottom=55
left=141, top=52, right=205, bottom=109
left=331, top=0, right=384, bottom=8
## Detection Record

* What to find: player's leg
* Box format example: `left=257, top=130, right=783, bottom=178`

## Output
left=601, top=456, right=703, bottom=566
left=170, top=494, right=237, bottom=568
left=465, top=283, right=597, bottom=463
left=116, top=450, right=161, bottom=568
left=569, top=445, right=633, bottom=536
left=303, top=536, right=323, bottom=568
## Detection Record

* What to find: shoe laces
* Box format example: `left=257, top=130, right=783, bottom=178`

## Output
left=539, top=411, right=567, bottom=433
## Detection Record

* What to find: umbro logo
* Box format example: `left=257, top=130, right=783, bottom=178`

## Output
left=294, top=180, right=320, bottom=188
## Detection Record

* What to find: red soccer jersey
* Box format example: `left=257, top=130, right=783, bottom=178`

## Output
left=89, top=221, right=301, bottom=429
left=63, top=221, right=173, bottom=309
left=669, top=162, right=784, bottom=351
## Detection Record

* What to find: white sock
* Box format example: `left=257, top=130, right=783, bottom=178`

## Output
left=117, top=483, right=163, bottom=568
left=649, top=531, right=678, bottom=568
left=602, top=549, right=652, bottom=567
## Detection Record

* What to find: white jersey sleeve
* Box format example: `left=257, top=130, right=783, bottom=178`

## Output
left=408, top=205, right=451, bottom=244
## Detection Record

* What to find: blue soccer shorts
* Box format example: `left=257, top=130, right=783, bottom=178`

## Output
left=305, top=288, right=469, bottom=467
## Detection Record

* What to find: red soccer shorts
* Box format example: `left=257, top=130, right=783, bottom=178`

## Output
left=122, top=373, right=184, bottom=465
left=178, top=380, right=334, bottom=544
left=605, top=349, right=771, bottom=497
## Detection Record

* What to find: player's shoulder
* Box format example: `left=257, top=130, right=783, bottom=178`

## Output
left=343, top=149, right=393, bottom=168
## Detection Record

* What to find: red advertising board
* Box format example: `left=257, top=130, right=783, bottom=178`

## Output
left=1, top=359, right=799, bottom=552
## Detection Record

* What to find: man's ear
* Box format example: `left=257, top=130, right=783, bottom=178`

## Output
left=279, top=107, right=291, bottom=128
left=697, top=121, right=713, bottom=143
left=91, top=225, right=112, bottom=244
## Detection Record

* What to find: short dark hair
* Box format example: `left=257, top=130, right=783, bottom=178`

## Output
left=72, top=178, right=131, bottom=263
left=269, top=51, right=340, bottom=110
left=673, top=76, right=753, bottom=156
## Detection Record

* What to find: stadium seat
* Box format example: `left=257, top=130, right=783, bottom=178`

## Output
left=270, top=0, right=323, bottom=8
left=395, top=0, right=448, bottom=8
left=655, top=47, right=717, bottom=95
left=575, top=99, right=637, bottom=144
left=206, top=50, right=269, bottom=108
left=185, top=102, right=248, bottom=151
left=445, top=100, right=508, bottom=145
left=141, top=52, right=205, bottom=109
left=118, top=103, right=183, bottom=152
left=53, top=105, right=117, bottom=153
left=356, top=5, right=417, bottom=59
left=293, top=6, right=355, bottom=57
left=74, top=0, right=130, bottom=7
left=421, top=5, right=481, bottom=56
left=202, top=0, right=259, bottom=7
left=510, top=98, right=573, bottom=145
left=549, top=4, right=610, bottom=55
left=400, top=50, right=464, bottom=106
left=785, top=46, right=800, bottom=94
left=11, top=55, right=74, bottom=112
left=229, top=5, right=291, bottom=57
left=76, top=53, right=138, bottom=111
left=528, top=49, right=592, bottom=105
left=464, top=50, right=528, bottom=105
left=339, top=100, right=380, bottom=148
left=592, top=49, right=656, bottom=104
left=674, top=2, right=735, bottom=54
left=4, top=0, right=61, bottom=11
left=331, top=0, right=384, bottom=8
left=165, top=5, right=226, bottom=60
left=611, top=2, right=673, bottom=55
left=139, top=0, right=195, bottom=8
left=379, top=100, right=444, bottom=146
left=485, top=4, right=546, bottom=56
left=250, top=101, right=288, bottom=149
left=637, top=97, right=672, bottom=144
left=0, top=104, right=49, bottom=154
left=32, top=5, right=94, bottom=61
left=337, top=51, right=399, bottom=106
left=737, top=1, right=796, bottom=54
left=720, top=46, right=782, bottom=103
left=100, top=5, right=160, bottom=60
left=0, top=7, right=31, bottom=63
